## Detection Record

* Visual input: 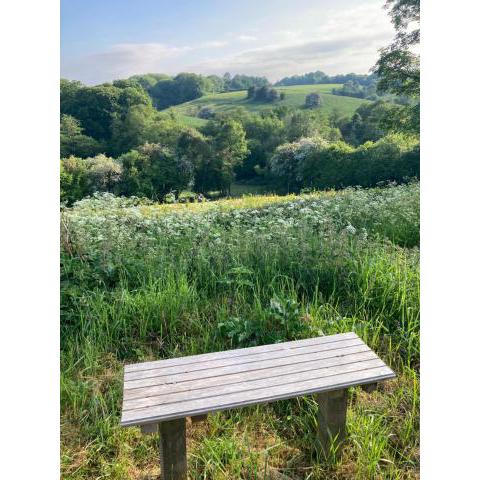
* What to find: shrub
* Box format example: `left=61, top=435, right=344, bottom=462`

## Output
left=269, top=133, right=419, bottom=191
left=305, top=92, right=322, bottom=108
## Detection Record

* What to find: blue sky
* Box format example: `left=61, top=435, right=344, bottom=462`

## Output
left=61, top=0, right=394, bottom=85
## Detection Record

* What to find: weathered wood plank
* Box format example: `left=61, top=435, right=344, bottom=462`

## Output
left=123, top=354, right=383, bottom=412
left=125, top=332, right=359, bottom=373
left=121, top=365, right=394, bottom=426
left=123, top=345, right=373, bottom=401
left=124, top=340, right=368, bottom=390
left=124, top=337, right=365, bottom=382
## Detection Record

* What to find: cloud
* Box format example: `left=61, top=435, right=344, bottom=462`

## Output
left=62, top=43, right=191, bottom=84
left=62, top=40, right=231, bottom=84
left=236, top=35, right=257, bottom=42
left=199, top=40, right=229, bottom=48
left=61, top=1, right=395, bottom=84
left=191, top=2, right=395, bottom=81
left=192, top=30, right=392, bottom=81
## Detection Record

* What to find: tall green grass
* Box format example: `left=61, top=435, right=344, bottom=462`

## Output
left=61, top=183, right=419, bottom=479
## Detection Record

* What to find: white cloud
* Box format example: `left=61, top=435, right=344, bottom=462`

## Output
left=61, top=1, right=395, bottom=84
left=192, top=31, right=391, bottom=80
left=199, top=40, right=229, bottom=48
left=62, top=43, right=191, bottom=84
left=236, top=35, right=257, bottom=42
left=191, top=2, right=395, bottom=81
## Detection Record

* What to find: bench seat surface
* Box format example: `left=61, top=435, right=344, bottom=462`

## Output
left=121, top=332, right=395, bottom=426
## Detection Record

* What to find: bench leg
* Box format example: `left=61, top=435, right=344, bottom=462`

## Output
left=159, top=418, right=187, bottom=480
left=316, top=389, right=348, bottom=459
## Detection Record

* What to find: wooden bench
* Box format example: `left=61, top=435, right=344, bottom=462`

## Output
left=121, top=332, right=395, bottom=479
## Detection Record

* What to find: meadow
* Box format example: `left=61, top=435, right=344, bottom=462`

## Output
left=168, top=84, right=369, bottom=125
left=60, top=182, right=419, bottom=479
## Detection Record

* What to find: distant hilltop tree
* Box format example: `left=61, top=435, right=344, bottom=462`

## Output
left=247, top=86, right=280, bottom=102
left=197, top=106, right=215, bottom=119
left=305, top=93, right=322, bottom=108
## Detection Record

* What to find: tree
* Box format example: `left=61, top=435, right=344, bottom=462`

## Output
left=373, top=0, right=420, bottom=98
left=285, top=110, right=340, bottom=142
left=269, top=138, right=327, bottom=192
left=305, top=93, right=322, bottom=108
left=197, top=106, right=215, bottom=119
left=60, top=114, right=102, bottom=158
left=176, top=128, right=211, bottom=192
left=149, top=73, right=215, bottom=109
left=60, top=156, right=90, bottom=204
left=339, top=101, right=403, bottom=146
left=235, top=113, right=286, bottom=180
left=86, top=154, right=123, bottom=192
left=205, top=119, right=249, bottom=194
left=248, top=86, right=279, bottom=102
left=110, top=103, right=156, bottom=155
left=118, top=143, right=192, bottom=199
left=60, top=82, right=152, bottom=146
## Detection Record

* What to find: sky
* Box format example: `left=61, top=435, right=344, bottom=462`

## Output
left=61, top=0, right=395, bottom=85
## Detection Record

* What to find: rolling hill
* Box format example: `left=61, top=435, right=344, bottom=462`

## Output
left=167, top=84, right=370, bottom=125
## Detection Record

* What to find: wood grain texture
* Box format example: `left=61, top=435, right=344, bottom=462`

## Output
left=316, top=389, right=348, bottom=458
left=159, top=418, right=187, bottom=480
left=120, top=333, right=395, bottom=427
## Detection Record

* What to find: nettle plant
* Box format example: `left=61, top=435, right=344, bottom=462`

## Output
left=217, top=295, right=310, bottom=348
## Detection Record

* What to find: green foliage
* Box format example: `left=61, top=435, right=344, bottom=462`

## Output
left=118, top=143, right=191, bottom=200
left=270, top=133, right=419, bottom=191
left=338, top=100, right=419, bottom=145
left=169, top=83, right=368, bottom=121
left=60, top=114, right=102, bottom=158
left=247, top=86, right=279, bottom=102
left=373, top=0, right=420, bottom=98
left=332, top=79, right=379, bottom=100
left=276, top=71, right=376, bottom=87
left=284, top=110, right=341, bottom=142
left=60, top=156, right=89, bottom=205
left=61, top=185, right=419, bottom=479
left=149, top=72, right=217, bottom=109
left=305, top=92, right=323, bottom=108
left=60, top=154, right=123, bottom=204
left=202, top=119, right=249, bottom=193
left=60, top=80, right=152, bottom=146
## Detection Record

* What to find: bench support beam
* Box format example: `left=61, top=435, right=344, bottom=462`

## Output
left=361, top=382, right=378, bottom=393
left=315, top=389, right=348, bottom=459
left=159, top=418, right=187, bottom=480
left=191, top=414, right=208, bottom=423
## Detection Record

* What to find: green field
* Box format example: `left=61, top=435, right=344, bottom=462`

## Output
left=169, top=84, right=369, bottom=124
left=61, top=183, right=419, bottom=479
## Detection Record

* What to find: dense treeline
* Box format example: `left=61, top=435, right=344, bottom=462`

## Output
left=61, top=61, right=419, bottom=204
left=275, top=71, right=377, bottom=87
left=61, top=100, right=418, bottom=204
left=129, top=72, right=269, bottom=109
left=268, top=133, right=419, bottom=192
left=61, top=118, right=248, bottom=204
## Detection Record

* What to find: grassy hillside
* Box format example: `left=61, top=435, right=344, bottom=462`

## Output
left=61, top=183, right=419, bottom=479
left=169, top=84, right=369, bottom=124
